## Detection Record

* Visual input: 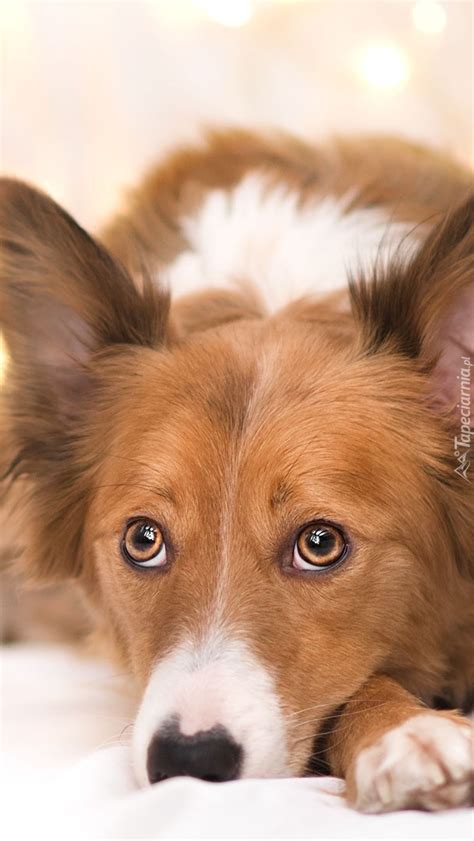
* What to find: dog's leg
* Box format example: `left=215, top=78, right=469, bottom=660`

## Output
left=326, top=675, right=473, bottom=813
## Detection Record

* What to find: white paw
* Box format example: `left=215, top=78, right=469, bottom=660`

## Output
left=354, top=713, right=473, bottom=813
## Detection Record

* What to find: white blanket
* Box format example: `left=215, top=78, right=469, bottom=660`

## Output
left=1, top=644, right=472, bottom=840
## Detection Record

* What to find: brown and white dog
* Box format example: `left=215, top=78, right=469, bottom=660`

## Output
left=1, top=130, right=473, bottom=813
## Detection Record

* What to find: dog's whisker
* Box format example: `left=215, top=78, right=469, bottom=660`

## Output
left=92, top=721, right=135, bottom=750
left=76, top=714, right=134, bottom=722
left=285, top=701, right=335, bottom=718
left=288, top=700, right=393, bottom=730
left=291, top=726, right=349, bottom=758
left=93, top=733, right=134, bottom=751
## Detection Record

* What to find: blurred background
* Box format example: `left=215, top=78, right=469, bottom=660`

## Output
left=0, top=0, right=473, bottom=232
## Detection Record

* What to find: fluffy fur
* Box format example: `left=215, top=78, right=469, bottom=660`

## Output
left=1, top=129, right=473, bottom=812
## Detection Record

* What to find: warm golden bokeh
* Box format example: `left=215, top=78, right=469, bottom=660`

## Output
left=0, top=1, right=471, bottom=229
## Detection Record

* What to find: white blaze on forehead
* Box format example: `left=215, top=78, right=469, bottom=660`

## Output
left=210, top=341, right=282, bottom=630
left=164, top=173, right=420, bottom=313
left=133, top=632, right=289, bottom=785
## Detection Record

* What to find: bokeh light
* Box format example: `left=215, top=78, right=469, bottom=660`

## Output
left=359, top=44, right=410, bottom=90
left=412, top=1, right=447, bottom=35
left=193, top=0, right=254, bottom=27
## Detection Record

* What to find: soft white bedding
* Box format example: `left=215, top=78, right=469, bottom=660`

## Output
left=1, top=644, right=472, bottom=840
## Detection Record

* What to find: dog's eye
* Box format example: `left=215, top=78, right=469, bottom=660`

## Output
left=122, top=519, right=167, bottom=568
left=293, top=523, right=347, bottom=570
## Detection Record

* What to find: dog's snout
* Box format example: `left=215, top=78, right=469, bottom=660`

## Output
left=146, top=720, right=243, bottom=784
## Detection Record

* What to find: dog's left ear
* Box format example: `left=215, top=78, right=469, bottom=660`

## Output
left=0, top=178, right=168, bottom=418
left=351, top=193, right=474, bottom=420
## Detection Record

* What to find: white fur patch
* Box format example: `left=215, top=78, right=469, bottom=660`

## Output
left=354, top=713, right=474, bottom=813
left=164, top=173, right=419, bottom=312
left=133, top=630, right=289, bottom=786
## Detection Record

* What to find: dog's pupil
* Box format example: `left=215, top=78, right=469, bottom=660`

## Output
left=134, top=524, right=156, bottom=547
left=306, top=529, right=334, bottom=556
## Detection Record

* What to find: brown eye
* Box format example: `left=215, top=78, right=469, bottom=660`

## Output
left=293, top=523, right=347, bottom=570
left=122, top=519, right=167, bottom=568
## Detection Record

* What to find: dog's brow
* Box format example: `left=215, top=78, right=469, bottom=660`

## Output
left=100, top=453, right=177, bottom=505
left=89, top=481, right=178, bottom=505
left=151, top=485, right=177, bottom=505
left=270, top=480, right=293, bottom=509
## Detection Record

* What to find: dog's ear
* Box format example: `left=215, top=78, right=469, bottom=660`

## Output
left=0, top=178, right=168, bottom=423
left=0, top=178, right=169, bottom=580
left=350, top=193, right=473, bottom=420
left=351, top=194, right=473, bottom=579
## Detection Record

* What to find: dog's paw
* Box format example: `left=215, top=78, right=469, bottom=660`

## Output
left=352, top=713, right=473, bottom=813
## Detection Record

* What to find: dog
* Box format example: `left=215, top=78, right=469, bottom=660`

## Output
left=1, top=129, right=473, bottom=813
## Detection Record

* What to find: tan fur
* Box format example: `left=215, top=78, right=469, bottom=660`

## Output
left=101, top=129, right=473, bottom=276
left=1, top=130, right=473, bottom=808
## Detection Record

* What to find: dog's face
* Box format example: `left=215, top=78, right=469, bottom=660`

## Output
left=1, top=179, right=472, bottom=784
left=85, top=320, right=452, bottom=782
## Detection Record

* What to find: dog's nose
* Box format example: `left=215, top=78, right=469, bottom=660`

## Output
left=147, top=722, right=242, bottom=784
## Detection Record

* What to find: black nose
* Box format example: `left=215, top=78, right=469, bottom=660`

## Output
left=147, top=720, right=242, bottom=784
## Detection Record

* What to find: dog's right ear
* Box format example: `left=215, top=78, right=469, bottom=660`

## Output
left=0, top=177, right=169, bottom=435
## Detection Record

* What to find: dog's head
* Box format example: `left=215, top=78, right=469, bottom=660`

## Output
left=1, top=178, right=472, bottom=783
